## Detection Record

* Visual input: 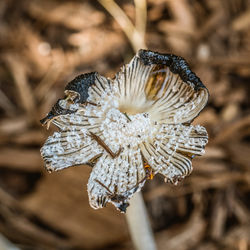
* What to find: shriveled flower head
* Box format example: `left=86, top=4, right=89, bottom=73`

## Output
left=40, top=50, right=209, bottom=212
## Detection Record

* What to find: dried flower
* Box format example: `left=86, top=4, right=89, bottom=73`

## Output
left=40, top=50, right=209, bottom=212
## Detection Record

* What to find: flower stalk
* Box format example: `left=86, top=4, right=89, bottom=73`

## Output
left=126, top=192, right=157, bottom=250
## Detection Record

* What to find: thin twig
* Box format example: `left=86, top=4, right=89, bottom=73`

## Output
left=123, top=112, right=132, bottom=122
left=98, top=0, right=146, bottom=51
left=4, top=54, right=36, bottom=117
left=134, top=0, right=147, bottom=43
left=89, top=132, right=122, bottom=158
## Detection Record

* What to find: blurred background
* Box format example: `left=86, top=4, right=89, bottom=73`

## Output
left=0, top=0, right=250, bottom=249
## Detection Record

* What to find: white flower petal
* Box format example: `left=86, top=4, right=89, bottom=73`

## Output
left=113, top=50, right=209, bottom=124
left=41, top=130, right=103, bottom=172
left=87, top=74, right=112, bottom=104
left=40, top=73, right=111, bottom=129
left=113, top=55, right=154, bottom=115
left=87, top=148, right=146, bottom=212
left=140, top=124, right=208, bottom=183
left=50, top=109, right=102, bottom=131
left=40, top=50, right=210, bottom=212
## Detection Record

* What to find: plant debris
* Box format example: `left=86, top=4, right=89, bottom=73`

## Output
left=0, top=0, right=250, bottom=249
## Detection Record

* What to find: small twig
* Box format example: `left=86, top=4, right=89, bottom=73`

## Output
left=123, top=112, right=132, bottom=122
left=4, top=54, right=36, bottom=117
left=134, top=0, right=147, bottom=43
left=98, top=0, right=146, bottom=51
left=0, top=88, right=16, bottom=115
left=89, top=132, right=122, bottom=158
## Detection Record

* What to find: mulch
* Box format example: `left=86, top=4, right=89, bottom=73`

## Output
left=0, top=0, right=249, bottom=249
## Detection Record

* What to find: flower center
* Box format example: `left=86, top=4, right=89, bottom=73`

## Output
left=101, top=108, right=156, bottom=149
left=118, top=104, right=148, bottom=116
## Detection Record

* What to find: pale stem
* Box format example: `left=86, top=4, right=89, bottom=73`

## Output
left=0, top=234, right=20, bottom=250
left=126, top=192, right=157, bottom=250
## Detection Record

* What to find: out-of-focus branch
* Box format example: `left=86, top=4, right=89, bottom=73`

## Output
left=134, top=0, right=147, bottom=45
left=98, top=0, right=146, bottom=51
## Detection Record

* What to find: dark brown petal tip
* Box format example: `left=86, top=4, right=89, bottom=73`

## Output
left=40, top=99, right=76, bottom=125
left=65, top=72, right=97, bottom=103
left=118, top=202, right=129, bottom=213
left=138, top=49, right=207, bottom=91
left=40, top=72, right=97, bottom=126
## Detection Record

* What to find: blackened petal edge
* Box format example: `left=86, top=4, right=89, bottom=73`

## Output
left=138, top=49, right=207, bottom=91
